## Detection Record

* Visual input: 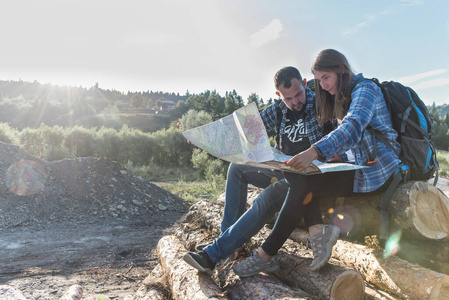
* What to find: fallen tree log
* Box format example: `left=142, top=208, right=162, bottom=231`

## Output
left=132, top=264, right=169, bottom=300
left=157, top=235, right=306, bottom=300
left=183, top=200, right=366, bottom=299
left=395, top=239, right=449, bottom=275
left=290, top=228, right=449, bottom=300
left=274, top=240, right=365, bottom=300
left=320, top=181, right=449, bottom=241
left=157, top=236, right=228, bottom=300
left=213, top=258, right=314, bottom=300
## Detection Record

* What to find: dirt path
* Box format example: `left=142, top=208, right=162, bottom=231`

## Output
left=0, top=215, right=184, bottom=299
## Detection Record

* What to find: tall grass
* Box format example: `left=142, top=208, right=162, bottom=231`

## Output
left=153, top=180, right=225, bottom=204
left=437, top=150, right=449, bottom=178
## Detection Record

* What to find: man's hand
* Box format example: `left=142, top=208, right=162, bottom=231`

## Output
left=285, top=147, right=319, bottom=171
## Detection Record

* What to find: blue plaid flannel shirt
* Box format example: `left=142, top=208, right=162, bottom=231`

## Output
left=313, top=73, right=401, bottom=192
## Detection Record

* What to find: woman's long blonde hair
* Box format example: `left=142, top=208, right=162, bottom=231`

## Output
left=312, top=49, right=355, bottom=125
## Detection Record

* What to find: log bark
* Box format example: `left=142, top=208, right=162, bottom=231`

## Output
left=184, top=200, right=365, bottom=299
left=157, top=235, right=229, bottom=300
left=274, top=240, right=365, bottom=300
left=394, top=238, right=449, bottom=275
left=213, top=257, right=314, bottom=300
left=290, top=228, right=449, bottom=300
left=133, top=264, right=169, bottom=300
left=158, top=235, right=305, bottom=300
left=319, top=181, right=449, bottom=240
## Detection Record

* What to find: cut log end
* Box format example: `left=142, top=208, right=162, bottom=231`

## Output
left=410, top=181, right=449, bottom=239
left=330, top=270, right=365, bottom=300
left=430, top=276, right=449, bottom=300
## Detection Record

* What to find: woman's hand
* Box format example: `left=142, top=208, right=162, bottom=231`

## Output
left=328, top=154, right=343, bottom=163
left=285, top=147, right=319, bottom=171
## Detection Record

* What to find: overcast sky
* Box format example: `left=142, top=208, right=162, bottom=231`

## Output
left=1, top=0, right=448, bottom=105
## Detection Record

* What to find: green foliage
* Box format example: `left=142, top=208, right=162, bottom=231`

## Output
left=208, top=92, right=225, bottom=119
left=191, top=148, right=210, bottom=177
left=150, top=128, right=194, bottom=167
left=224, top=90, right=245, bottom=115
left=125, top=161, right=197, bottom=181
left=247, top=93, right=264, bottom=109
left=130, top=94, right=144, bottom=109
left=179, top=109, right=213, bottom=131
left=154, top=180, right=224, bottom=203
left=204, top=159, right=226, bottom=188
left=43, top=145, right=72, bottom=161
left=65, top=126, right=97, bottom=157
left=0, top=123, right=19, bottom=144
left=169, top=100, right=190, bottom=120
left=191, top=148, right=226, bottom=188
left=430, top=107, right=449, bottom=151
left=437, top=150, right=449, bottom=178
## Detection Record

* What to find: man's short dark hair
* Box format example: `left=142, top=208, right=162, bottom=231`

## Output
left=274, top=66, right=303, bottom=90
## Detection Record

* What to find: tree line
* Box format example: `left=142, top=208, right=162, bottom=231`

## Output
left=0, top=79, right=448, bottom=183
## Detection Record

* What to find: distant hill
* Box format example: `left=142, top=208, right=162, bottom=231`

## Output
left=0, top=79, right=188, bottom=132
left=0, top=79, right=447, bottom=132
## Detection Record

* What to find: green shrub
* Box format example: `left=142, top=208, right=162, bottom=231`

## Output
left=191, top=148, right=210, bottom=177
left=44, top=145, right=72, bottom=161
left=151, top=128, right=193, bottom=167
left=0, top=123, right=18, bottom=144
left=65, top=126, right=97, bottom=157
left=179, top=109, right=213, bottom=131
left=205, top=159, right=226, bottom=189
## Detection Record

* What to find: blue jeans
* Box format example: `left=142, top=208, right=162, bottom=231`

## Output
left=204, top=163, right=322, bottom=263
left=220, top=163, right=285, bottom=232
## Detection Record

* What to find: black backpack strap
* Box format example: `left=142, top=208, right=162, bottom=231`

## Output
left=430, top=141, right=439, bottom=186
left=275, top=100, right=283, bottom=151
left=379, top=164, right=409, bottom=244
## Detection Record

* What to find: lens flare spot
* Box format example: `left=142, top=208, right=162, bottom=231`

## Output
left=6, top=159, right=47, bottom=196
left=270, top=176, right=278, bottom=184
left=383, top=230, right=402, bottom=258
left=331, top=212, right=354, bottom=235
left=303, top=192, right=313, bottom=205
left=328, top=207, right=334, bottom=214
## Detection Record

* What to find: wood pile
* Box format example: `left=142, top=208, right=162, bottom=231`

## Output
left=132, top=181, right=449, bottom=300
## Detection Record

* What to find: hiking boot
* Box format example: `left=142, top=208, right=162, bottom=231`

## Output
left=194, top=243, right=209, bottom=252
left=308, top=224, right=340, bottom=271
left=232, top=249, right=279, bottom=277
left=196, top=243, right=246, bottom=259
left=183, top=250, right=216, bottom=276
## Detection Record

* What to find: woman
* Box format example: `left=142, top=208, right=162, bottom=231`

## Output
left=233, top=49, right=401, bottom=277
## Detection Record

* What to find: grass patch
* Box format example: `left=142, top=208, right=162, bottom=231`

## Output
left=125, top=162, right=199, bottom=182
left=124, top=162, right=226, bottom=203
left=153, top=180, right=225, bottom=204
left=437, top=149, right=449, bottom=178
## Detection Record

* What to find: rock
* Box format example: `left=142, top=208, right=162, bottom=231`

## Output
left=0, top=285, right=27, bottom=300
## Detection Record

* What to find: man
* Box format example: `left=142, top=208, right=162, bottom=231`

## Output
left=183, top=66, right=342, bottom=275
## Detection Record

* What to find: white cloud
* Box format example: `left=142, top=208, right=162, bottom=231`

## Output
left=398, top=69, right=448, bottom=84
left=400, top=0, right=424, bottom=6
left=413, top=78, right=449, bottom=90
left=342, top=13, right=381, bottom=36
left=249, top=19, right=283, bottom=48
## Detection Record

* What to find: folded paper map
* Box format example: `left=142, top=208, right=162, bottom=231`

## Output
left=182, top=102, right=365, bottom=175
